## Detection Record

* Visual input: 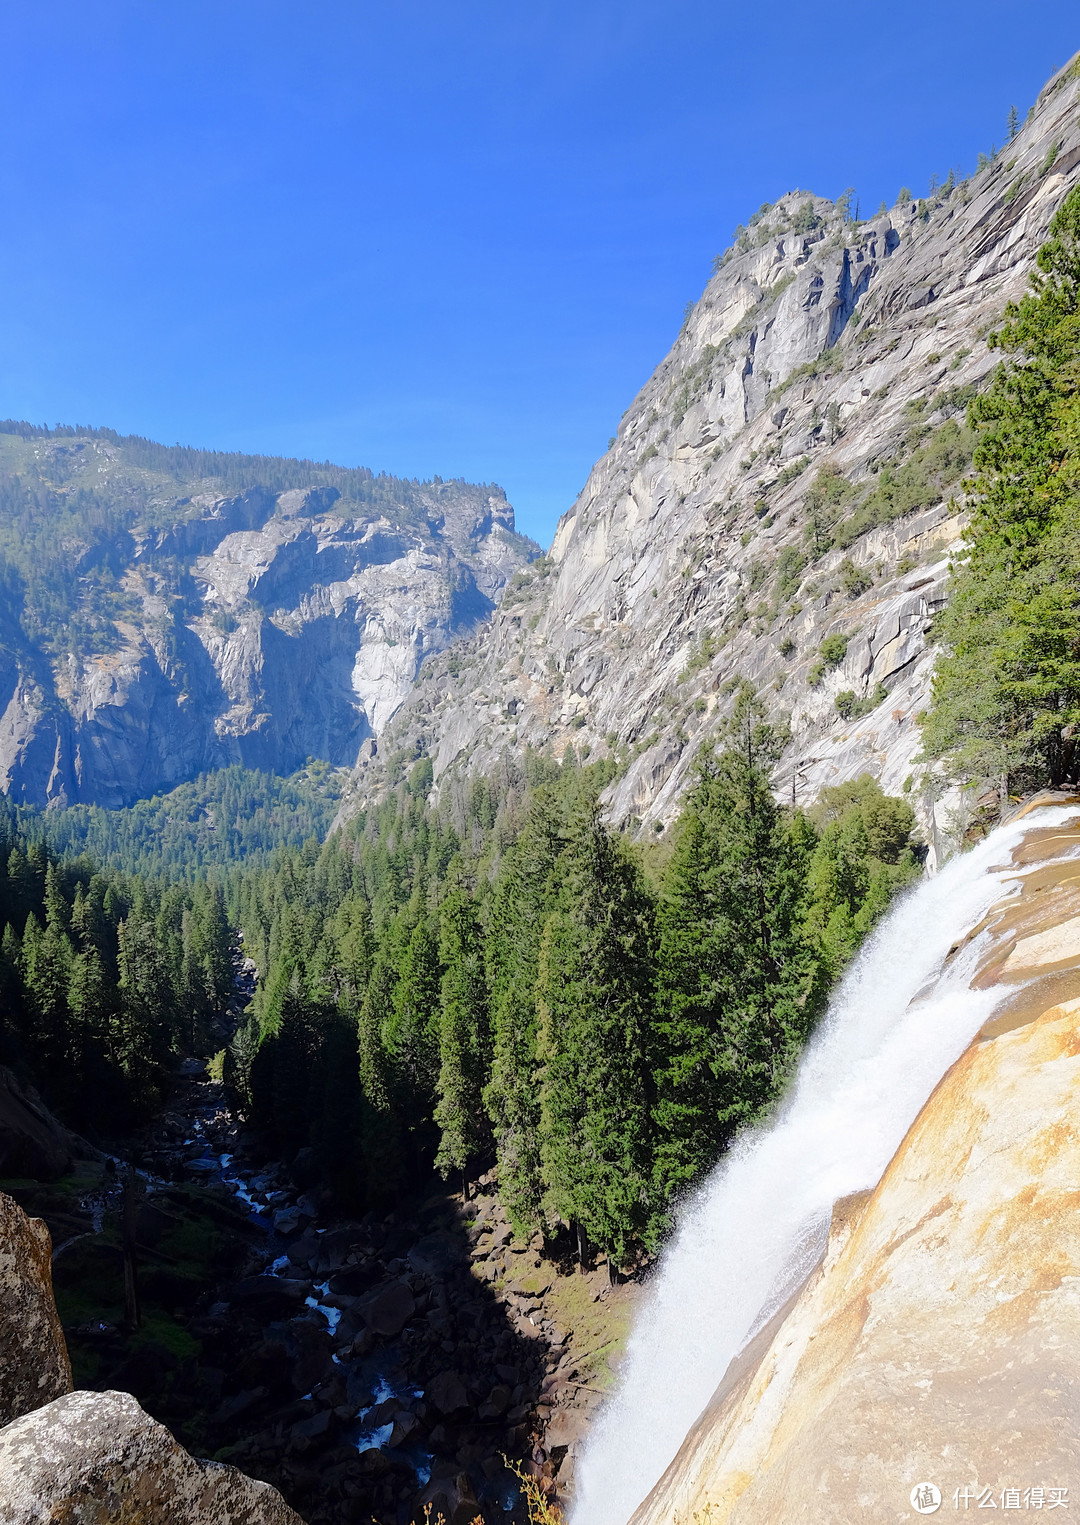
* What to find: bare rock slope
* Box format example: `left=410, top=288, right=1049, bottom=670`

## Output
left=358, top=55, right=1080, bottom=846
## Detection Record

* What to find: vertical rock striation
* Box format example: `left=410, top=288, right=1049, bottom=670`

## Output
left=0, top=438, right=536, bottom=807
left=361, top=55, right=1080, bottom=845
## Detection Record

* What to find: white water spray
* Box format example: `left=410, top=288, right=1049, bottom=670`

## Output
left=573, top=806, right=1079, bottom=1525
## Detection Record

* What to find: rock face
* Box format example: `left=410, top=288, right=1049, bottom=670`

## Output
left=358, top=54, right=1080, bottom=850
left=0, top=1389, right=305, bottom=1524
left=628, top=803, right=1080, bottom=1525
left=0, top=440, right=536, bottom=807
left=0, top=1189, right=306, bottom=1524
left=0, top=1191, right=71, bottom=1426
left=0, top=1066, right=77, bottom=1181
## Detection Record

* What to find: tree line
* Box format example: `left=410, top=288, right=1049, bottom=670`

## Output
left=0, top=799, right=234, bottom=1135
left=924, top=184, right=1080, bottom=794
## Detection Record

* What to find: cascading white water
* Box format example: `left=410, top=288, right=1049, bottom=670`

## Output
left=572, top=805, right=1079, bottom=1525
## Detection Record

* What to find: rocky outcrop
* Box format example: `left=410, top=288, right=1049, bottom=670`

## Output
left=0, top=1389, right=304, bottom=1524
left=358, top=55, right=1080, bottom=850
left=0, top=440, right=536, bottom=807
left=0, top=1191, right=71, bottom=1425
left=0, top=1189, right=305, bottom=1523
left=628, top=802, right=1080, bottom=1525
left=0, top=1066, right=78, bottom=1181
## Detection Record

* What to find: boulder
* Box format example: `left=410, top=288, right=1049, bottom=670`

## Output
left=407, top=1230, right=459, bottom=1276
left=312, top=1226, right=359, bottom=1275
left=416, top=1468, right=480, bottom=1525
left=327, top=1260, right=382, bottom=1297
left=0, top=1389, right=305, bottom=1523
left=356, top=1277, right=415, bottom=1337
left=230, top=1275, right=309, bottom=1312
left=0, top=1190, right=72, bottom=1425
left=427, top=1369, right=468, bottom=1416
left=357, top=1445, right=391, bottom=1476
left=388, top=1411, right=420, bottom=1448
left=479, top=1382, right=511, bottom=1418
left=272, top=1205, right=305, bottom=1237
left=0, top=1067, right=74, bottom=1181
left=290, top=1409, right=332, bottom=1443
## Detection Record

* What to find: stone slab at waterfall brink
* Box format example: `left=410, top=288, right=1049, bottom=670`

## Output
left=571, top=804, right=1080, bottom=1525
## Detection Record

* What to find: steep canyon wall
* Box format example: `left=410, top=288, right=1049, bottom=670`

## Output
left=355, top=55, right=1080, bottom=848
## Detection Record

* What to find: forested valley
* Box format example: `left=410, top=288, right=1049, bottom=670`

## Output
left=1, top=688, right=920, bottom=1267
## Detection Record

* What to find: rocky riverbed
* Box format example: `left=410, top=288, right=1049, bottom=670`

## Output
left=15, top=1058, right=641, bottom=1525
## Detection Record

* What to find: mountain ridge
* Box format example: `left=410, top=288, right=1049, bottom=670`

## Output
left=0, top=425, right=537, bottom=807
left=344, top=53, right=1080, bottom=855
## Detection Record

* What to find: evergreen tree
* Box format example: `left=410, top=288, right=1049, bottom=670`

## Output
left=923, top=186, right=1080, bottom=791
left=357, top=949, right=395, bottom=1112
left=654, top=691, right=816, bottom=1198
left=21, top=912, right=72, bottom=1071
left=385, top=916, right=441, bottom=1101
left=433, top=878, right=489, bottom=1183
left=483, top=790, right=566, bottom=1231
left=536, top=802, right=656, bottom=1263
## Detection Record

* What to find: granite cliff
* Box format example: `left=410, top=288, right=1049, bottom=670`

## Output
left=351, top=54, right=1080, bottom=852
left=0, top=428, right=536, bottom=807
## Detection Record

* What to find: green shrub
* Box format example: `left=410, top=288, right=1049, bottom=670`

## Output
left=835, top=682, right=888, bottom=720
left=808, top=632, right=851, bottom=687
left=839, top=559, right=873, bottom=599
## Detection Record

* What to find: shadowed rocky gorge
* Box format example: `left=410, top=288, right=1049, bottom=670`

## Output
left=3, top=1055, right=636, bottom=1525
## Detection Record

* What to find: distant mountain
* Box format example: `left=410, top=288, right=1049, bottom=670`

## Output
left=0, top=425, right=537, bottom=806
left=346, top=55, right=1080, bottom=858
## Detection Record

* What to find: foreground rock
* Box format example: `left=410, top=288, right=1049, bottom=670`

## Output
left=0, top=1190, right=71, bottom=1425
left=0, top=1389, right=304, bottom=1524
left=631, top=806, right=1080, bottom=1525
left=0, top=1187, right=306, bottom=1524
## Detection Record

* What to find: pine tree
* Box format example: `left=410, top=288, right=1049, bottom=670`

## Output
left=385, top=916, right=441, bottom=1101
left=433, top=879, right=489, bottom=1183
left=654, top=690, right=815, bottom=1199
left=536, top=801, right=656, bottom=1263
left=483, top=790, right=566, bottom=1232
left=354, top=947, right=408, bottom=1205
left=21, top=911, right=72, bottom=1072
left=923, top=185, right=1080, bottom=790
left=357, top=949, right=395, bottom=1111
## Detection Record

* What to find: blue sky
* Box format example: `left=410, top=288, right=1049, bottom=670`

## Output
left=2, top=3, right=1077, bottom=545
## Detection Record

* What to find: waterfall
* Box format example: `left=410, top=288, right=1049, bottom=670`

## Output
left=572, top=804, right=1078, bottom=1525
